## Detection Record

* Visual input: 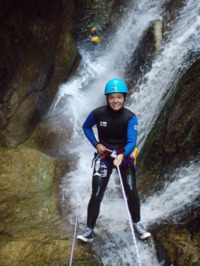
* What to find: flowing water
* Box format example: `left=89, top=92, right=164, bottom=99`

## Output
left=49, top=0, right=200, bottom=265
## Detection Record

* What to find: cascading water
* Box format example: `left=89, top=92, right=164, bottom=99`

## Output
left=49, top=0, right=200, bottom=265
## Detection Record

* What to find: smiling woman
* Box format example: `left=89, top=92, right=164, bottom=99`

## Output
left=107, top=93, right=125, bottom=111
left=77, top=78, right=151, bottom=243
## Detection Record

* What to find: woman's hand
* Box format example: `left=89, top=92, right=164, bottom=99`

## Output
left=96, top=143, right=106, bottom=154
left=113, top=154, right=124, bottom=167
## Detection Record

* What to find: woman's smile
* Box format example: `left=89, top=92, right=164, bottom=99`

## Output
left=107, top=93, right=125, bottom=111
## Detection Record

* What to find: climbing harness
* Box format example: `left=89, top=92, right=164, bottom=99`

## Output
left=69, top=200, right=78, bottom=266
left=105, top=148, right=142, bottom=266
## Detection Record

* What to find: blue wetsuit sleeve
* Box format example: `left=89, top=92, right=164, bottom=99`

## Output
left=82, top=112, right=98, bottom=148
left=124, top=116, right=138, bottom=157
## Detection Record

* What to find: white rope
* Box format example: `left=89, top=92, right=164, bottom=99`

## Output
left=116, top=164, right=142, bottom=266
left=105, top=148, right=142, bottom=266
left=69, top=201, right=78, bottom=266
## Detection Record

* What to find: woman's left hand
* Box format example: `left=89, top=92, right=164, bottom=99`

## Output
left=113, top=154, right=124, bottom=167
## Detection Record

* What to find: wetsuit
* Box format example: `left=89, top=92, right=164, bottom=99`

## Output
left=90, top=30, right=97, bottom=37
left=83, top=105, right=140, bottom=228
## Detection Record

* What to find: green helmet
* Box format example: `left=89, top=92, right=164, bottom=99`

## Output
left=104, top=78, right=128, bottom=95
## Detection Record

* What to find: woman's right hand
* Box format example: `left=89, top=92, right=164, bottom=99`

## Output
left=113, top=154, right=124, bottom=167
left=96, top=143, right=105, bottom=154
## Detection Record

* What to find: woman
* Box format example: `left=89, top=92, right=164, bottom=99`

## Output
left=77, top=78, right=151, bottom=242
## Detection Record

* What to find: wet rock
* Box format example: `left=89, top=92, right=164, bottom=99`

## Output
left=137, top=58, right=200, bottom=196
left=75, top=0, right=115, bottom=42
left=125, top=20, right=163, bottom=89
left=0, top=144, right=100, bottom=265
left=0, top=0, right=77, bottom=147
left=137, top=59, right=200, bottom=265
left=30, top=113, right=73, bottom=158
left=153, top=209, right=200, bottom=266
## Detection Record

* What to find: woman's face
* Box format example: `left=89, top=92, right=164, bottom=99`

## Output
left=107, top=93, right=125, bottom=111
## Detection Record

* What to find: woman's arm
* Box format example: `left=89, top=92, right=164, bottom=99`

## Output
left=123, top=116, right=138, bottom=157
left=82, top=112, right=98, bottom=148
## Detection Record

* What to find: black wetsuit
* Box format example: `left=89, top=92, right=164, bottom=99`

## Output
left=83, top=105, right=140, bottom=228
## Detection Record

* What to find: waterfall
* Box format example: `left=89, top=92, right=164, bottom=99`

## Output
left=49, top=0, right=200, bottom=265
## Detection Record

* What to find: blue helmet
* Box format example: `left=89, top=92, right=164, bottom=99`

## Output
left=104, top=78, right=128, bottom=95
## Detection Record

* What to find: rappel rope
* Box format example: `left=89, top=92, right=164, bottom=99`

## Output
left=69, top=200, right=78, bottom=266
left=105, top=148, right=142, bottom=266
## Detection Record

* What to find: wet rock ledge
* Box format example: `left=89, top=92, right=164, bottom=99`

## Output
left=0, top=142, right=100, bottom=265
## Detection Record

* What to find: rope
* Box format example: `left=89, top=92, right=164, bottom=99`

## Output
left=69, top=200, right=78, bottom=266
left=105, top=148, right=142, bottom=266
left=116, top=164, right=142, bottom=266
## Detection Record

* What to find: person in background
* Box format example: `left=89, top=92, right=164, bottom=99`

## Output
left=89, top=27, right=100, bottom=43
left=77, top=78, right=151, bottom=242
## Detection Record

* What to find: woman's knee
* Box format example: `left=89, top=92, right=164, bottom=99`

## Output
left=91, top=190, right=104, bottom=204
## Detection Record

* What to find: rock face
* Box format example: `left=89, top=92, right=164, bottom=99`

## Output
left=0, top=0, right=77, bottom=147
left=75, top=0, right=115, bottom=42
left=137, top=59, right=200, bottom=265
left=0, top=143, right=100, bottom=265
left=153, top=212, right=200, bottom=266
left=0, top=1, right=104, bottom=265
left=137, top=59, right=200, bottom=196
left=125, top=19, right=163, bottom=89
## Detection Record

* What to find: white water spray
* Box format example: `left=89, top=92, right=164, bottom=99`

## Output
left=130, top=0, right=200, bottom=148
left=142, top=160, right=200, bottom=225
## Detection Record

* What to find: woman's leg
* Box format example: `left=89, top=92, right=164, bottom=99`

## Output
left=87, top=158, right=112, bottom=228
left=120, top=164, right=140, bottom=223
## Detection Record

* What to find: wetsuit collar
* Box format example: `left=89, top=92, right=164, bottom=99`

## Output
left=107, top=104, right=124, bottom=114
